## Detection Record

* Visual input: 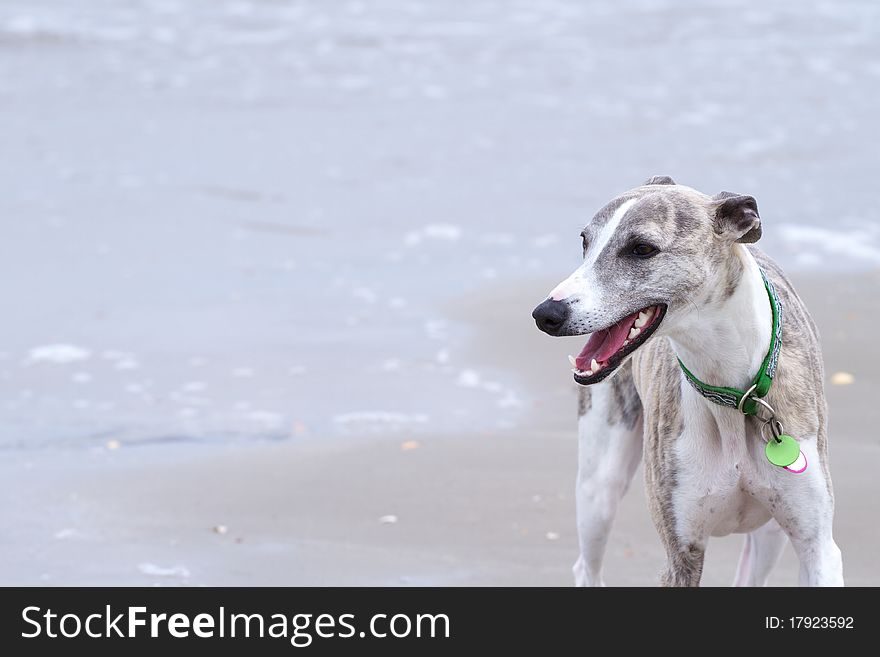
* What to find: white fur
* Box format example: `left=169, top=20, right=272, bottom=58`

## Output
left=587, top=199, right=637, bottom=269
left=573, top=384, right=642, bottom=587
left=668, top=245, right=771, bottom=392
left=549, top=199, right=636, bottom=302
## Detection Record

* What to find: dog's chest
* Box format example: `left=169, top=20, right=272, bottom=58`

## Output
left=705, top=483, right=772, bottom=537
left=667, top=413, right=775, bottom=537
left=670, top=453, right=773, bottom=537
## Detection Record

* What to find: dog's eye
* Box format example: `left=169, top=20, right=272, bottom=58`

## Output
left=629, top=243, right=658, bottom=258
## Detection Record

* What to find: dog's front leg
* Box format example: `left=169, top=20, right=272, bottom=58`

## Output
left=770, top=436, right=844, bottom=586
left=659, top=542, right=706, bottom=587
left=573, top=381, right=643, bottom=587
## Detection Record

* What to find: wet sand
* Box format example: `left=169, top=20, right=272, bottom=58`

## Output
left=3, top=270, right=878, bottom=586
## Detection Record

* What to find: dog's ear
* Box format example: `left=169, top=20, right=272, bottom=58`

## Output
left=712, top=192, right=761, bottom=243
left=643, top=175, right=676, bottom=186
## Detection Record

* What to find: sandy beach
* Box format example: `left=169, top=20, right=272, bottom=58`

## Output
left=3, top=270, right=878, bottom=587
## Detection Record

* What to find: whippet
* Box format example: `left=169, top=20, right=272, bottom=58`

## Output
left=531, top=176, right=843, bottom=586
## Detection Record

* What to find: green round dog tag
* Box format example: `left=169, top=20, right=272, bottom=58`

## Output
left=765, top=434, right=800, bottom=468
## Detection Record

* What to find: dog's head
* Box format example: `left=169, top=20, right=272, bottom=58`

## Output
left=531, top=176, right=761, bottom=385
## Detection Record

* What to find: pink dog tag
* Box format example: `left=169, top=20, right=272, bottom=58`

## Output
left=783, top=450, right=807, bottom=474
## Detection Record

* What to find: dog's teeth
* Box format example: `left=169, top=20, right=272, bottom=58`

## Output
left=585, top=370, right=593, bottom=376
left=629, top=327, right=641, bottom=339
left=590, top=359, right=600, bottom=373
left=623, top=340, right=630, bottom=346
left=568, top=355, right=577, bottom=367
left=635, top=311, right=649, bottom=328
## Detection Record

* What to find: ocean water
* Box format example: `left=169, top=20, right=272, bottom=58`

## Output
left=2, top=0, right=879, bottom=448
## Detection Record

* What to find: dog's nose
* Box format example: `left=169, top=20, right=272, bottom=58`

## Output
left=532, top=299, right=570, bottom=335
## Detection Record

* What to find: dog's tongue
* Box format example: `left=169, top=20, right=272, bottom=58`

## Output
left=574, top=310, right=640, bottom=370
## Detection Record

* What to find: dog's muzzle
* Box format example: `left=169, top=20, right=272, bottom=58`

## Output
left=532, top=298, right=570, bottom=336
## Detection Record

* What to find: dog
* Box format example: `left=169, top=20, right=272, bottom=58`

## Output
left=531, top=176, right=843, bottom=586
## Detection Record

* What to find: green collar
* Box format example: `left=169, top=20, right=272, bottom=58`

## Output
left=677, top=268, right=782, bottom=416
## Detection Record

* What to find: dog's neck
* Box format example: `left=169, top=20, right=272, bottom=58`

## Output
left=667, top=245, right=773, bottom=392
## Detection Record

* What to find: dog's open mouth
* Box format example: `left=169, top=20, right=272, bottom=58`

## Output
left=569, top=304, right=666, bottom=385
